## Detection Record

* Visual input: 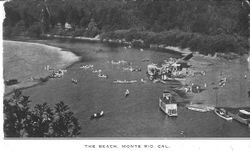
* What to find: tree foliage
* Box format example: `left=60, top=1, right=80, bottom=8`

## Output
left=3, top=0, right=249, bottom=53
left=4, top=90, right=81, bottom=137
left=4, top=0, right=249, bottom=36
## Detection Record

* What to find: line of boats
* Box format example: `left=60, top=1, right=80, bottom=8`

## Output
left=158, top=91, right=250, bottom=127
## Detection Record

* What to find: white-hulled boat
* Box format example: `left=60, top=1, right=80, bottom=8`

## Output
left=213, top=89, right=232, bottom=120
left=228, top=109, right=250, bottom=127
left=90, top=111, right=104, bottom=120
left=113, top=80, right=137, bottom=84
left=159, top=91, right=178, bottom=116
left=98, top=74, right=108, bottom=78
left=214, top=108, right=232, bottom=121
left=186, top=104, right=211, bottom=112
left=239, top=110, right=250, bottom=115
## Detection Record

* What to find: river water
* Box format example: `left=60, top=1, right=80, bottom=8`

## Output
left=22, top=40, right=250, bottom=137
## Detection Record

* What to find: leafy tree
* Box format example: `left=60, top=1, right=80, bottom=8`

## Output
left=27, top=22, right=42, bottom=38
left=4, top=2, right=21, bottom=27
left=86, top=18, right=99, bottom=37
left=50, top=102, right=81, bottom=137
left=4, top=90, right=81, bottom=137
left=11, top=20, right=26, bottom=36
left=3, top=26, right=13, bottom=38
left=57, top=9, right=66, bottom=26
left=65, top=5, right=80, bottom=27
left=4, top=90, right=31, bottom=137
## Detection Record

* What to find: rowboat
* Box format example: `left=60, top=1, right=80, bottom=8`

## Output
left=90, top=111, right=104, bottom=120
left=92, top=69, right=101, bottom=73
left=228, top=109, right=250, bottom=127
left=71, top=79, right=78, bottom=84
left=113, top=80, right=137, bottom=84
left=213, top=90, right=232, bottom=120
left=186, top=104, right=211, bottom=112
left=98, top=74, right=108, bottom=78
left=214, top=108, right=232, bottom=121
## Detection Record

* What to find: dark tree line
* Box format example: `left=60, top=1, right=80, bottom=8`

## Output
left=3, top=0, right=249, bottom=54
left=4, top=0, right=249, bottom=36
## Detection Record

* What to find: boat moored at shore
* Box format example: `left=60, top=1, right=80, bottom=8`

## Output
left=228, top=109, right=250, bottom=127
left=214, top=108, right=233, bottom=121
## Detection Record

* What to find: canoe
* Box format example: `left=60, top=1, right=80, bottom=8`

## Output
left=113, top=80, right=137, bottom=84
left=186, top=104, right=211, bottom=112
left=98, top=74, right=108, bottom=78
left=90, top=111, right=104, bottom=120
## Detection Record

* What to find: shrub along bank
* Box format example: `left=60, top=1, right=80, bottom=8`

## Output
left=101, top=29, right=248, bottom=55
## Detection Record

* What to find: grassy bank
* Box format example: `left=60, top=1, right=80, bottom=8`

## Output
left=101, top=29, right=248, bottom=56
left=3, top=40, right=80, bottom=95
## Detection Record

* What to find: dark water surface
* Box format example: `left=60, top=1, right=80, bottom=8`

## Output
left=23, top=40, right=250, bottom=137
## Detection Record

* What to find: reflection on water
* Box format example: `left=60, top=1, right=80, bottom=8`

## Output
left=23, top=41, right=250, bottom=137
left=248, top=55, right=250, bottom=70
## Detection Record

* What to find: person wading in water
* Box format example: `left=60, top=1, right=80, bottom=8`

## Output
left=125, top=89, right=130, bottom=97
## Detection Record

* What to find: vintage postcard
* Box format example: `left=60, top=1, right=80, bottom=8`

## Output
left=1, top=0, right=250, bottom=150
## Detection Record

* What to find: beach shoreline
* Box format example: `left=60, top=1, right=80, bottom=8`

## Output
left=3, top=40, right=80, bottom=96
left=183, top=53, right=250, bottom=108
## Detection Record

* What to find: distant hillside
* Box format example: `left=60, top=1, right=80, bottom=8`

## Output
left=3, top=0, right=250, bottom=54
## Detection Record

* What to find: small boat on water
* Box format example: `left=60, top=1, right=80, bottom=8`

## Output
left=162, top=76, right=186, bottom=82
left=111, top=60, right=128, bottom=65
left=239, top=110, right=250, bottom=115
left=80, top=64, right=93, bottom=69
left=123, top=66, right=141, bottom=72
left=113, top=80, right=137, bottom=84
left=71, top=79, right=78, bottom=84
left=228, top=109, right=250, bottom=127
left=125, top=89, right=130, bottom=97
left=98, top=74, right=108, bottom=78
left=159, top=91, right=178, bottom=116
left=90, top=111, right=104, bottom=120
left=142, top=58, right=150, bottom=62
left=213, top=90, right=232, bottom=120
left=92, top=69, right=102, bottom=73
left=214, top=108, right=232, bottom=121
left=186, top=104, right=211, bottom=112
left=140, top=78, right=146, bottom=83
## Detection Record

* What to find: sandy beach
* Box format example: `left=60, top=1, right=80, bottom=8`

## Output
left=151, top=46, right=250, bottom=108
left=3, top=40, right=80, bottom=95
left=183, top=54, right=250, bottom=108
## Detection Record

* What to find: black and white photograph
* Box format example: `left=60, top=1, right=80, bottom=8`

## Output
left=1, top=0, right=250, bottom=144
